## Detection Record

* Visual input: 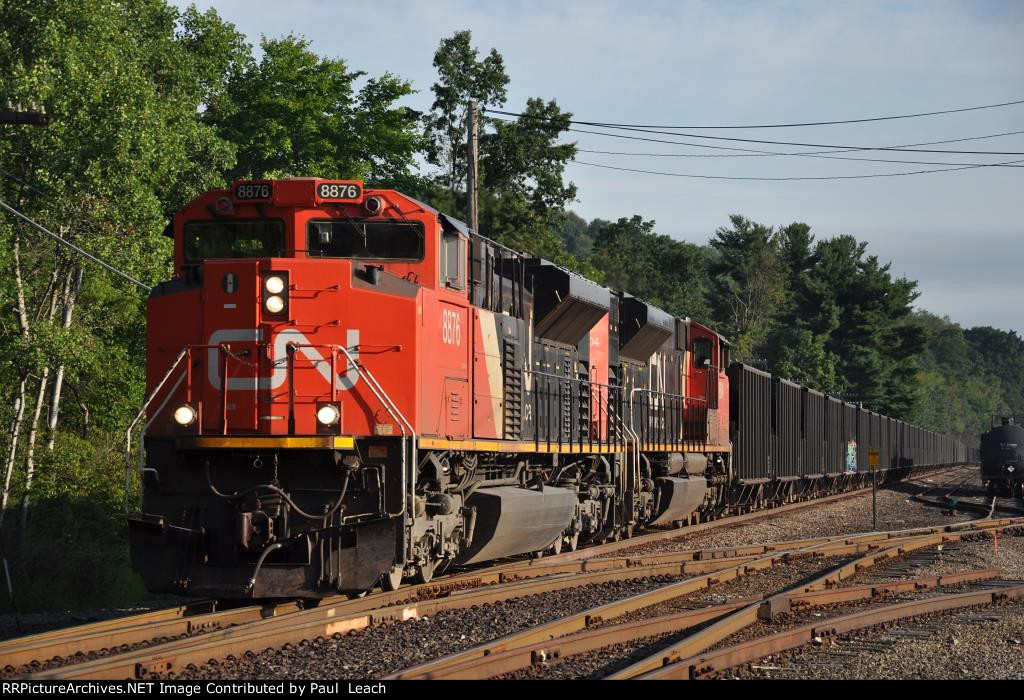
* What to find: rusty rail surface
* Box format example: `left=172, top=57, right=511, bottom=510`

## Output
left=607, top=519, right=1024, bottom=679
left=395, top=568, right=999, bottom=680
left=11, top=464, right=973, bottom=678
left=388, top=518, right=1013, bottom=680
left=638, top=582, right=1024, bottom=679
left=31, top=525, right=930, bottom=680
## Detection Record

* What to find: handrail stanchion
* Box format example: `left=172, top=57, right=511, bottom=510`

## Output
left=220, top=345, right=229, bottom=435
left=333, top=345, right=416, bottom=557
left=124, top=349, right=188, bottom=513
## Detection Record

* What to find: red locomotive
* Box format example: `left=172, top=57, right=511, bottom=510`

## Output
left=130, top=178, right=731, bottom=598
left=129, top=177, right=967, bottom=599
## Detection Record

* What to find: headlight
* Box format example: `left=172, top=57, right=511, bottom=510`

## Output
left=173, top=404, right=197, bottom=426
left=264, top=275, right=286, bottom=295
left=316, top=404, right=340, bottom=426
left=265, top=295, right=285, bottom=314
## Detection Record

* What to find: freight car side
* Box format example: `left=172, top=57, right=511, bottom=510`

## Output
left=727, top=363, right=970, bottom=509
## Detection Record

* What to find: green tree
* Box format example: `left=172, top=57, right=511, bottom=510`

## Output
left=554, top=211, right=594, bottom=259
left=478, top=98, right=579, bottom=260
left=784, top=235, right=924, bottom=414
left=590, top=216, right=708, bottom=320
left=706, top=215, right=786, bottom=362
left=964, top=326, right=1024, bottom=418
left=908, top=313, right=1006, bottom=441
left=424, top=30, right=509, bottom=197
left=0, top=0, right=244, bottom=608
left=204, top=35, right=421, bottom=186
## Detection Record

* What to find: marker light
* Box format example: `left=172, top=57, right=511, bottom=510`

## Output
left=264, top=275, right=286, bottom=295
left=173, top=404, right=197, bottom=426
left=265, top=295, right=285, bottom=314
left=316, top=404, right=340, bottom=426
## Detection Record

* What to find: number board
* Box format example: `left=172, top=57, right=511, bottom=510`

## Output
left=316, top=181, right=363, bottom=202
left=233, top=181, right=273, bottom=201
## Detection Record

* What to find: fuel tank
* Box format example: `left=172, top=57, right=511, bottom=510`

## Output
left=648, top=476, right=707, bottom=526
left=455, top=486, right=577, bottom=565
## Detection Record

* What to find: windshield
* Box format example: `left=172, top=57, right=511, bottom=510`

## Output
left=183, top=220, right=285, bottom=262
left=307, top=219, right=424, bottom=260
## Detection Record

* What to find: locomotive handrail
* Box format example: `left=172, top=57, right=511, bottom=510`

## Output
left=523, top=368, right=625, bottom=452
left=331, top=345, right=416, bottom=534
left=286, top=341, right=415, bottom=527
left=629, top=387, right=709, bottom=450
left=124, top=348, right=188, bottom=513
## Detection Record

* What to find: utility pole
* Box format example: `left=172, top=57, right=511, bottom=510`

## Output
left=466, top=101, right=479, bottom=232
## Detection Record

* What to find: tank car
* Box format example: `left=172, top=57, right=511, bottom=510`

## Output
left=981, top=417, right=1024, bottom=496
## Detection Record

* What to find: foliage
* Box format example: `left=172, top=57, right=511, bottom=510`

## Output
left=0, top=0, right=249, bottom=611
left=203, top=35, right=422, bottom=188
left=588, top=216, right=708, bottom=320
left=423, top=30, right=508, bottom=195
left=706, top=215, right=787, bottom=362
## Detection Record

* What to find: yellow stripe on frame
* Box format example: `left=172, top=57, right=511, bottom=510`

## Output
left=178, top=435, right=355, bottom=450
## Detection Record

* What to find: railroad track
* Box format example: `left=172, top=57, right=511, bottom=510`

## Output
left=390, top=515, right=1024, bottom=679
left=1, top=463, right=974, bottom=679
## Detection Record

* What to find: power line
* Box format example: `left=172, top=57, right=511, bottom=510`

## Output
left=577, top=148, right=1024, bottom=168
left=569, top=157, right=1024, bottom=182
left=0, top=199, right=151, bottom=291
left=495, top=98, right=1024, bottom=130
left=575, top=129, right=1024, bottom=160
left=491, top=111, right=1024, bottom=155
left=494, top=114, right=1024, bottom=158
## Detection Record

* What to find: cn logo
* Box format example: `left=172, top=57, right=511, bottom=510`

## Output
left=207, top=328, right=360, bottom=391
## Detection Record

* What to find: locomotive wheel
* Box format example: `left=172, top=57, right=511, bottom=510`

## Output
left=624, top=523, right=634, bottom=539
left=415, top=559, right=436, bottom=584
left=565, top=532, right=580, bottom=551
left=382, top=565, right=404, bottom=592
left=549, top=536, right=563, bottom=555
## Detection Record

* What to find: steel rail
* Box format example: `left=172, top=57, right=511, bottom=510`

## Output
left=1, top=601, right=301, bottom=672
left=0, top=601, right=215, bottom=656
left=10, top=465, right=973, bottom=677
left=396, top=568, right=999, bottom=680
left=638, top=582, right=1024, bottom=680
left=33, top=531, right=900, bottom=680
left=2, top=526, right=894, bottom=674
left=607, top=518, right=1024, bottom=679
left=387, top=524, right=982, bottom=680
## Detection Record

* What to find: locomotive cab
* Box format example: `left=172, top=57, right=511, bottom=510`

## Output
left=133, top=179, right=463, bottom=597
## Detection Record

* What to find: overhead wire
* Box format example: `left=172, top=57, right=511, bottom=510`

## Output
left=490, top=109, right=1024, bottom=155
left=569, top=157, right=1024, bottom=182
left=499, top=98, right=1024, bottom=129
left=0, top=198, right=151, bottom=291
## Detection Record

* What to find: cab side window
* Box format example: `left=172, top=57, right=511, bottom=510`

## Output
left=441, top=231, right=466, bottom=291
left=692, top=337, right=713, bottom=368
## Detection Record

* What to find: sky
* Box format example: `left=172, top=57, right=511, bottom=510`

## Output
left=176, top=0, right=1024, bottom=334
